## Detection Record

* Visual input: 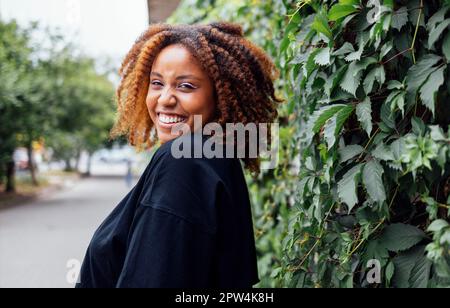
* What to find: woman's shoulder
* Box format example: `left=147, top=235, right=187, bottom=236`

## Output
left=139, top=133, right=241, bottom=234
left=152, top=133, right=239, bottom=178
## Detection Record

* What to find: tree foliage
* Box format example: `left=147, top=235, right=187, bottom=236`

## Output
left=0, top=20, right=116, bottom=187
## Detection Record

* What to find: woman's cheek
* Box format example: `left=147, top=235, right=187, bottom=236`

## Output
left=146, top=94, right=157, bottom=113
left=183, top=94, right=209, bottom=116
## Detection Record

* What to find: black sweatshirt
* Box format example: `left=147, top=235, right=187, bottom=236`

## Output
left=76, top=133, right=259, bottom=288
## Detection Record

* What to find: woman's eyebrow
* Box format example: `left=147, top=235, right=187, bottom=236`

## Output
left=151, top=72, right=202, bottom=81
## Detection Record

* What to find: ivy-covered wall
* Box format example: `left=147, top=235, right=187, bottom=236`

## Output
left=169, top=0, right=450, bottom=288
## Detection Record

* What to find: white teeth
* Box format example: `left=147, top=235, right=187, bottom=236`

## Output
left=158, top=114, right=186, bottom=124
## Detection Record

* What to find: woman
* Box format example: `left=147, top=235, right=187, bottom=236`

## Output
left=76, top=22, right=282, bottom=288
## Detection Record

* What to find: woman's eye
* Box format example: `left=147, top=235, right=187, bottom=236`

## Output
left=179, top=83, right=195, bottom=89
left=151, top=81, right=163, bottom=86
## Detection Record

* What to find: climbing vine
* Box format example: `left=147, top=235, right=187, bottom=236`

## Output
left=170, top=0, right=450, bottom=287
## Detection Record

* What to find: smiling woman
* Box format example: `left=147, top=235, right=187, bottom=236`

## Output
left=147, top=44, right=216, bottom=143
left=76, top=21, right=283, bottom=289
left=110, top=21, right=283, bottom=173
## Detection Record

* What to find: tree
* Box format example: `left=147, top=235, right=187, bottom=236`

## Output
left=44, top=55, right=115, bottom=174
left=0, top=20, right=116, bottom=190
left=0, top=20, right=33, bottom=192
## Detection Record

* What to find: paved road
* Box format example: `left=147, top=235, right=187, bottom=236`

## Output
left=0, top=176, right=136, bottom=288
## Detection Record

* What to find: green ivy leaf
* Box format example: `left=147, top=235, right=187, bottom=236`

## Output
left=427, top=6, right=450, bottom=33
left=364, top=66, right=385, bottom=94
left=386, top=261, right=395, bottom=285
left=279, top=35, right=291, bottom=55
left=387, top=90, right=405, bottom=117
left=339, top=0, right=359, bottom=4
left=430, top=125, right=447, bottom=141
left=312, top=13, right=333, bottom=41
left=391, top=138, right=406, bottom=160
left=314, top=47, right=331, bottom=66
left=338, top=164, right=363, bottom=212
left=411, top=116, right=426, bottom=136
left=387, top=80, right=404, bottom=90
left=333, top=42, right=355, bottom=56
left=335, top=105, right=355, bottom=134
left=339, top=144, right=365, bottom=163
left=380, top=42, right=393, bottom=60
left=356, top=97, right=373, bottom=137
left=345, top=33, right=369, bottom=62
left=443, top=32, right=450, bottom=63
left=362, top=160, right=386, bottom=204
left=324, top=65, right=347, bottom=98
left=428, top=19, right=450, bottom=50
left=340, top=62, right=361, bottom=96
left=392, top=245, right=426, bottom=288
left=363, top=67, right=377, bottom=94
left=329, top=4, right=358, bottom=21
left=405, top=54, right=442, bottom=97
left=311, top=104, right=347, bottom=133
left=372, top=143, right=395, bottom=161
left=305, top=49, right=322, bottom=78
left=427, top=219, right=449, bottom=232
left=380, top=224, right=427, bottom=252
left=380, top=102, right=396, bottom=131
left=345, top=48, right=364, bottom=62
left=324, top=115, right=338, bottom=149
left=363, top=239, right=389, bottom=266
left=325, top=105, right=355, bottom=149
left=391, top=7, right=408, bottom=31
left=409, top=250, right=432, bottom=288
left=419, top=66, right=446, bottom=116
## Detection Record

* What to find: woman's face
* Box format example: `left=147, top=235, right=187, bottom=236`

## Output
left=146, top=44, right=216, bottom=144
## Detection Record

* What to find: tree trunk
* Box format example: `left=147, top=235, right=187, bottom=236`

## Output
left=74, top=150, right=81, bottom=173
left=6, top=161, right=15, bottom=193
left=64, top=159, right=73, bottom=172
left=85, top=152, right=92, bottom=177
left=27, top=142, right=39, bottom=186
left=0, top=163, right=4, bottom=186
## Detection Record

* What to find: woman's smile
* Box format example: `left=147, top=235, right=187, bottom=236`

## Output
left=156, top=112, right=189, bottom=130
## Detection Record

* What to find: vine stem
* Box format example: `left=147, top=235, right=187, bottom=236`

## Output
left=342, top=186, right=399, bottom=263
left=343, top=218, right=386, bottom=264
left=289, top=203, right=336, bottom=272
left=438, top=203, right=450, bottom=209
left=357, top=127, right=381, bottom=161
left=410, top=0, right=424, bottom=64
left=381, top=47, right=412, bottom=65
left=286, top=0, right=311, bottom=25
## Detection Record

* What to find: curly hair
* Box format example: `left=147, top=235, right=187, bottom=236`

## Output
left=111, top=21, right=284, bottom=174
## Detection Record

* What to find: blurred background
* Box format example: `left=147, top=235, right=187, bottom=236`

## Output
left=0, top=0, right=193, bottom=288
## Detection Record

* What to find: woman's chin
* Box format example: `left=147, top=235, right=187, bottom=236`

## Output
left=157, top=131, right=182, bottom=145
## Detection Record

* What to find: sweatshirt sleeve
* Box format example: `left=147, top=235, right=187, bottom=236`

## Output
left=116, top=152, right=221, bottom=288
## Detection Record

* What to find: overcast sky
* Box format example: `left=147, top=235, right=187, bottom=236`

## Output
left=0, top=0, right=148, bottom=62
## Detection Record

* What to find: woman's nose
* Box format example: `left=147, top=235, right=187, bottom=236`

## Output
left=158, top=87, right=177, bottom=106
